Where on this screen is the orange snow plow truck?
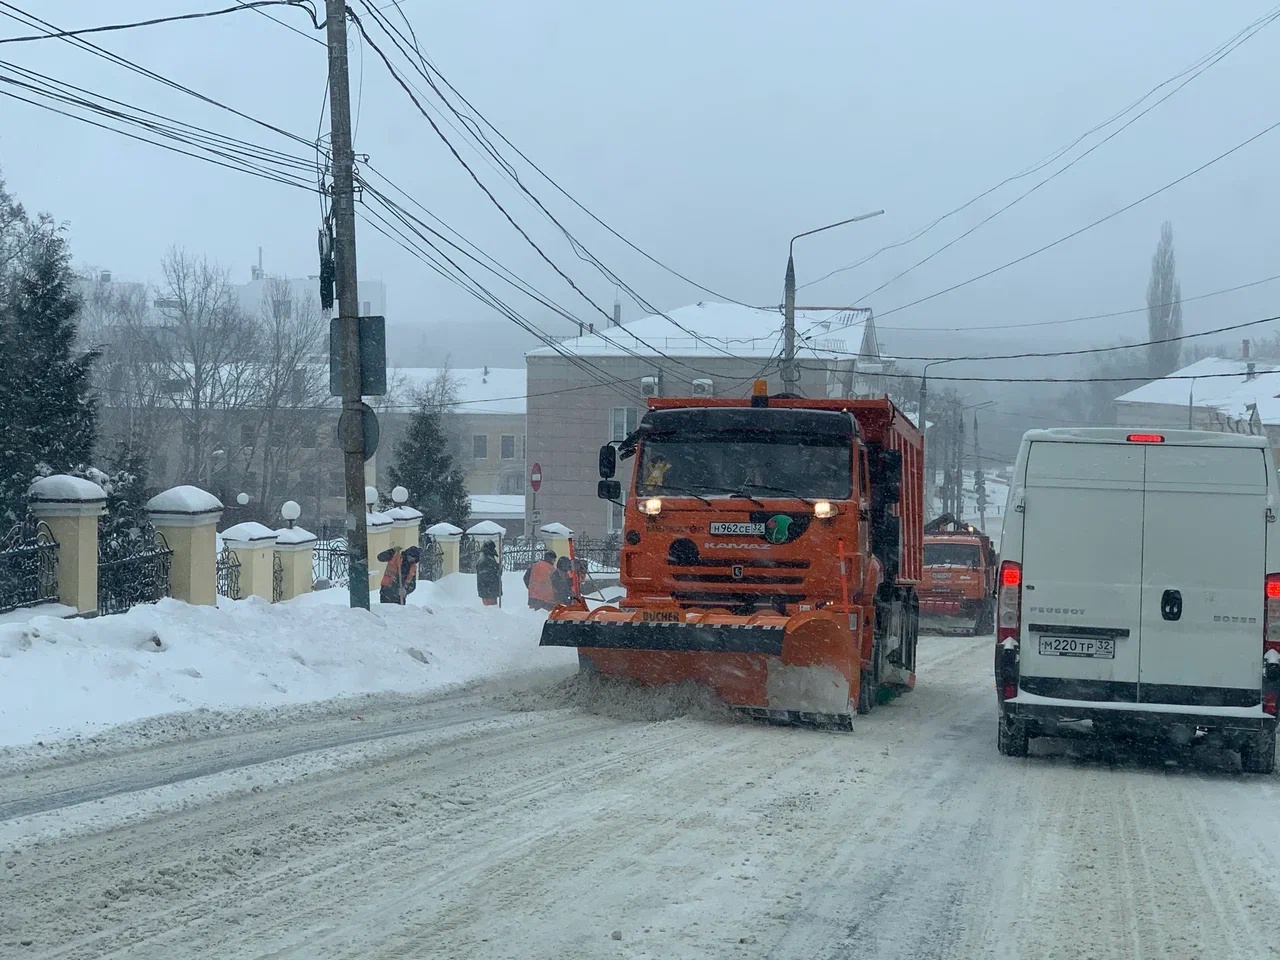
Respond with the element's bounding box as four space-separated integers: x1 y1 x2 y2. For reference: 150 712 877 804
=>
540 383 924 728
918 515 997 635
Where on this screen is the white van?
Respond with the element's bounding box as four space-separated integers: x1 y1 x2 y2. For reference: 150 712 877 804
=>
995 428 1279 773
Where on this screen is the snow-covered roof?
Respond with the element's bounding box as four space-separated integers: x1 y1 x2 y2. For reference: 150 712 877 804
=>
1116 357 1280 424
525 302 874 361
393 367 525 414
28 475 107 502
468 495 524 519
147 485 223 515
466 520 507 536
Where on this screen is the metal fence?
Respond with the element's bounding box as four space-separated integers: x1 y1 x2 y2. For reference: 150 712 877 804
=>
217 545 242 600
501 539 546 573
313 540 350 589
98 526 173 616
0 518 58 614
419 540 444 582
574 534 622 574
272 552 284 603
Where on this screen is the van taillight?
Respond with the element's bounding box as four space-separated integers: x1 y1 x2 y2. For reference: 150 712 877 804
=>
1126 433 1165 443
1264 574 1280 660
997 561 1022 642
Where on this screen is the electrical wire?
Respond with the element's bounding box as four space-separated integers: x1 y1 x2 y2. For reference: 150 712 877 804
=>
0 1 321 44
876 272 1280 333
804 314 1280 364
800 4 1280 292
356 0 754 307
232 0 325 45
869 114 1280 322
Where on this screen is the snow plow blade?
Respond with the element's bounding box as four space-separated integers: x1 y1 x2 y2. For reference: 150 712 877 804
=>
541 605 860 729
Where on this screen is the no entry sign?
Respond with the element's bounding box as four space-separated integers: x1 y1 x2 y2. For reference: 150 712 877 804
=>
530 463 542 493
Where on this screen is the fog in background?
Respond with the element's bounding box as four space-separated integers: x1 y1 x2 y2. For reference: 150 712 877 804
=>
3 0 1278 465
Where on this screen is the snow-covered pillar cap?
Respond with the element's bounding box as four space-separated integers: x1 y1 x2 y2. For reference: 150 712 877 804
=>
425 521 463 542
220 521 279 547
539 521 574 538
467 520 507 538
146 484 224 527
28 475 108 517
273 525 318 551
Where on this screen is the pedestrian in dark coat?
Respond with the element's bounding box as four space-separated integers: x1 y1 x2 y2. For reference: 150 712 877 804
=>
475 540 503 606
377 545 421 604
551 555 576 605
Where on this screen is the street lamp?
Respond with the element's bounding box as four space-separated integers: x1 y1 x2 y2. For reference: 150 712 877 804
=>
782 209 885 387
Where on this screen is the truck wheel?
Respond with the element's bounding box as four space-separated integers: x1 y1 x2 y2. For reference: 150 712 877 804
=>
1240 729 1276 774
997 712 1029 757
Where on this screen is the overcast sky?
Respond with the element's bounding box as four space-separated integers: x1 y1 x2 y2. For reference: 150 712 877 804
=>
2 0 1277 365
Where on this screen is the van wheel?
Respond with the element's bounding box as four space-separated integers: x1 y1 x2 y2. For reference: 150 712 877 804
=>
1240 729 1276 774
997 712 1029 757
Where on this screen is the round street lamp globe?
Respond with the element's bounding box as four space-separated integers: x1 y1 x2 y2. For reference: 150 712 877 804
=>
281 500 301 522
365 485 378 506
392 485 409 505
236 492 249 506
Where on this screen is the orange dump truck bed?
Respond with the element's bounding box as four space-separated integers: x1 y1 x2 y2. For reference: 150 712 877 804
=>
540 387 924 728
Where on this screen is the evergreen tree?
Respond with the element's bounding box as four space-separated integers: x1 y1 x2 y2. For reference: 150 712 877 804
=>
0 173 98 521
387 402 470 529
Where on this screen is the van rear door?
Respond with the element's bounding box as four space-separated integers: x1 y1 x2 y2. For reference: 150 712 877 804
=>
1019 441 1144 700
1138 444 1268 699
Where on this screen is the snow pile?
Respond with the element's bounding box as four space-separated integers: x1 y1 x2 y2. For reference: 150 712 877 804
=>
0 572 573 748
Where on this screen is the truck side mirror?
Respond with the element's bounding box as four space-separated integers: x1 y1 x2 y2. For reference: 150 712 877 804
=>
598 479 622 501
599 444 617 479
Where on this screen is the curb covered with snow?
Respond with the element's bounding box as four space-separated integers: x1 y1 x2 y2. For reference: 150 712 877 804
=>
0 573 574 748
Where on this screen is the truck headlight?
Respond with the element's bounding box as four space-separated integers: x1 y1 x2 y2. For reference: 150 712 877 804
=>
640 497 663 516
814 500 837 519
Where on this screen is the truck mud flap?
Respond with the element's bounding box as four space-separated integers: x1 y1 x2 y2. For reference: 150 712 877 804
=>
540 619 784 655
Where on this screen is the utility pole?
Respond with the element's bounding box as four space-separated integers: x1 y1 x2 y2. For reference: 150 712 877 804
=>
954 405 965 523
326 0 370 609
974 411 987 531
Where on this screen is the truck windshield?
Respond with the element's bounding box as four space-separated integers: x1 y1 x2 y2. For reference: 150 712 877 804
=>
636 434 852 499
924 542 980 569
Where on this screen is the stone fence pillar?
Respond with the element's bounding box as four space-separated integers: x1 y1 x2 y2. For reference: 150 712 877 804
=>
274 526 317 602
28 475 107 615
220 521 279 601
425 522 463 577
147 485 223 606
386 505 424 552
540 522 574 561
366 511 395 593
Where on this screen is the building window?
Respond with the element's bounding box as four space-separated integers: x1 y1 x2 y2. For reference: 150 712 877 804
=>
297 423 318 448
240 422 255 446
473 434 488 459
498 472 524 495
610 406 638 441
500 434 516 460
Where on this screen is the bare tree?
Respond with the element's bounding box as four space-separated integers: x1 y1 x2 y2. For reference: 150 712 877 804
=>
238 277 329 514
1146 221 1183 378
151 249 258 494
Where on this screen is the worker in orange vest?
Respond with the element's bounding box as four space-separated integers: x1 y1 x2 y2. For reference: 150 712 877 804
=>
378 545 421 605
523 550 558 611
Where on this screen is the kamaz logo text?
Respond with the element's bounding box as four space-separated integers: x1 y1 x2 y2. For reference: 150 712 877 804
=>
703 543 771 550
1028 606 1087 615
1214 615 1258 624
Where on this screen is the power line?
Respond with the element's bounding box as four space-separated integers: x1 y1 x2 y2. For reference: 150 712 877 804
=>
356 0 754 307
805 314 1280 364
878 272 1280 333
872 115 1280 321
844 9 1280 311
800 4 1280 293
0 1 321 45
232 0 325 45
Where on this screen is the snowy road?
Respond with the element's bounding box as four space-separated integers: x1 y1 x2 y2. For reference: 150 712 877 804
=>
4 636 1280 959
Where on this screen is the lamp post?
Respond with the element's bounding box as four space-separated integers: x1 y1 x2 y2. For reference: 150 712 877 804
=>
281 499 301 530
781 209 884 388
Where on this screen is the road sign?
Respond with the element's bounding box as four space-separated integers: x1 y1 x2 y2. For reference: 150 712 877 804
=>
337 402 379 462
530 509 542 524
530 463 542 493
